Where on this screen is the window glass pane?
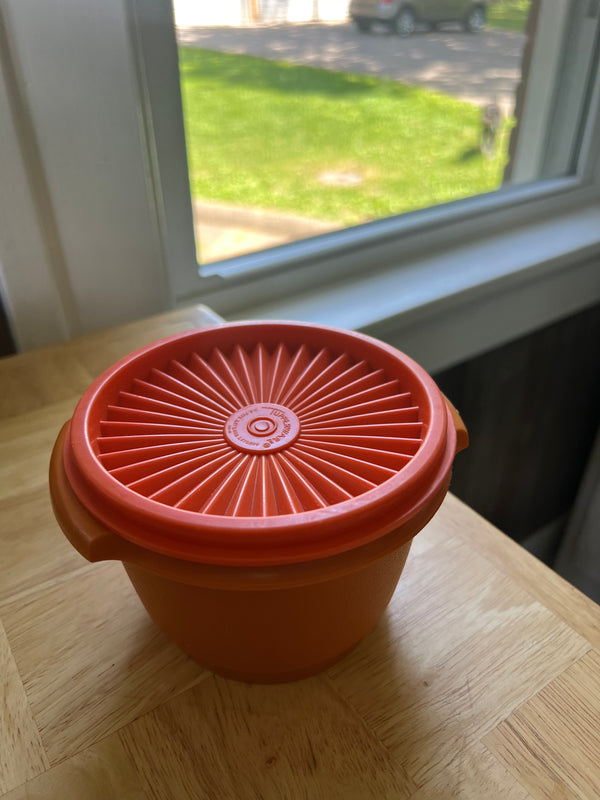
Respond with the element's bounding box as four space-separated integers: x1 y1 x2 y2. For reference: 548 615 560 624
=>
172 0 581 265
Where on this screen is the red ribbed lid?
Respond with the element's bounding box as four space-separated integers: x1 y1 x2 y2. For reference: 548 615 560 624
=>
62 322 458 565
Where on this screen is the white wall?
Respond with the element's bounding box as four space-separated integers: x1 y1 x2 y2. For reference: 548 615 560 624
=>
172 0 350 27
0 0 171 350
173 0 245 27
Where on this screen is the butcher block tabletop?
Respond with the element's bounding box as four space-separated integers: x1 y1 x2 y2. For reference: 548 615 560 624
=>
1 306 600 800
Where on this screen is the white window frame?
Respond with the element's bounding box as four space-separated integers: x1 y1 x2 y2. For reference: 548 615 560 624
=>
141 0 600 371
1 0 599 373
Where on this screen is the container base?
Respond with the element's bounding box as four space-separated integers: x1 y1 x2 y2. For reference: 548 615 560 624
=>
123 541 411 683
182 640 363 684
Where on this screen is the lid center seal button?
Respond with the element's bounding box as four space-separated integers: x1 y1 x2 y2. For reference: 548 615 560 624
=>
248 417 276 437
224 403 300 455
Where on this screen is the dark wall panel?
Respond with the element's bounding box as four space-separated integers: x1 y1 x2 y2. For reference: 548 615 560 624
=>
434 303 600 542
0 294 15 357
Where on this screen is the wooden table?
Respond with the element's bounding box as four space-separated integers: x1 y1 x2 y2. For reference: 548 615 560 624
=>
1 306 600 800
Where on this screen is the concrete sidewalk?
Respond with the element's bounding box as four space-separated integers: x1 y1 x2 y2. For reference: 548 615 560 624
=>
195 200 339 263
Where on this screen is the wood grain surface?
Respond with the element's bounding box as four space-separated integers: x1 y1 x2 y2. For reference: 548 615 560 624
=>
1 306 599 799
485 649 600 800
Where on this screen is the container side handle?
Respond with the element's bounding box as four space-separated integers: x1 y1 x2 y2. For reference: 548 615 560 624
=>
49 424 142 563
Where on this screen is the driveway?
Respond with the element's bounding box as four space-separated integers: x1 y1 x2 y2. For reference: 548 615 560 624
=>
177 22 525 114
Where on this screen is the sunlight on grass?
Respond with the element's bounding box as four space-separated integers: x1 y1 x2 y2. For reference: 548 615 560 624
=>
179 48 512 226
488 0 530 32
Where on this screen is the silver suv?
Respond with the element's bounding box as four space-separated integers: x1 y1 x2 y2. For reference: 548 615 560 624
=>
349 0 487 36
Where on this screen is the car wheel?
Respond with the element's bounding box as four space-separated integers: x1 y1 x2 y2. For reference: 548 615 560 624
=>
353 17 371 33
394 8 416 37
465 6 485 32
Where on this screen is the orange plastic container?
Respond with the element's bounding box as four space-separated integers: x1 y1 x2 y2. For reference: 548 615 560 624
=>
50 321 467 682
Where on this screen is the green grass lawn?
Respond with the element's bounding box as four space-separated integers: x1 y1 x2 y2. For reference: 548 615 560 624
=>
487 0 530 32
179 48 511 226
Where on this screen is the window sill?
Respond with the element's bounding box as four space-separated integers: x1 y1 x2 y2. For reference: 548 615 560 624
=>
221 202 600 373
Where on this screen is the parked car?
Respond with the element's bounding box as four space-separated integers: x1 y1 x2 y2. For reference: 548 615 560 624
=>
349 0 487 36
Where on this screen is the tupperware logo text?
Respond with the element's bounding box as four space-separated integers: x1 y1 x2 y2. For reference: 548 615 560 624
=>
262 408 291 448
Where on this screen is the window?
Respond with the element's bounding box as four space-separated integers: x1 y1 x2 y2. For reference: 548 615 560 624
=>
139 0 600 357
176 12 520 265
0 0 599 365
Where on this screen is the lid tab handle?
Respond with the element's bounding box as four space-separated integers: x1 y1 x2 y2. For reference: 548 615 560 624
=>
442 394 469 453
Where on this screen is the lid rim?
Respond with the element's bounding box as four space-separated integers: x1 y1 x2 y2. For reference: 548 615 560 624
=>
61 412 456 566
66 322 454 564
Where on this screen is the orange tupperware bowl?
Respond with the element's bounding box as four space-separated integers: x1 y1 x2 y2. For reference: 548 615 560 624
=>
49 321 467 682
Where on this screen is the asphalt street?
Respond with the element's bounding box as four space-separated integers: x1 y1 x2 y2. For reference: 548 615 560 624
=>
177 21 526 114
